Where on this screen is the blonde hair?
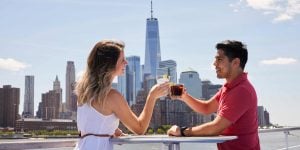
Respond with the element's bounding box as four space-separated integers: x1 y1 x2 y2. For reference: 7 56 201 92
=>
76 39 124 107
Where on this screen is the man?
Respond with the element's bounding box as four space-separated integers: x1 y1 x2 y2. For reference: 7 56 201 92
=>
167 40 260 150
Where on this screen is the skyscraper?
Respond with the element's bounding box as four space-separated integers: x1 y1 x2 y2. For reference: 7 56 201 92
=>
144 1 161 79
157 60 177 83
179 69 202 99
53 75 62 113
66 61 75 112
0 85 20 127
41 90 60 120
117 72 126 100
126 56 141 105
23 75 34 118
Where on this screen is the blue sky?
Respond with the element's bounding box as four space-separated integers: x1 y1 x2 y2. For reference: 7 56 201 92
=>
0 0 299 126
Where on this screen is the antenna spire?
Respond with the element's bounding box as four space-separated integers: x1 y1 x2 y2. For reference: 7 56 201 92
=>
151 0 153 18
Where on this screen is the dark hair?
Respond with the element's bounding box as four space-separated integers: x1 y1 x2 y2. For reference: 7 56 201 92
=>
216 40 248 70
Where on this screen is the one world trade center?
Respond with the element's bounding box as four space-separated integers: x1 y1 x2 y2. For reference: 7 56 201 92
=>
144 1 161 79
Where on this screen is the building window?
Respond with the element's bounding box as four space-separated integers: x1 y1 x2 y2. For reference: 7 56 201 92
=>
189 74 193 78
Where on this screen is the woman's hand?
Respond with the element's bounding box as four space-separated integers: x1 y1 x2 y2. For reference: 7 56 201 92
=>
148 82 170 100
113 128 126 137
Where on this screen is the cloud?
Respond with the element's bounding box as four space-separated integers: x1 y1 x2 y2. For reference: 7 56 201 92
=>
231 0 300 22
260 57 298 65
0 58 30 71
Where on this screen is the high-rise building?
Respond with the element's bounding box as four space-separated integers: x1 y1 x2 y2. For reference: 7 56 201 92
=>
117 71 126 99
66 61 75 112
202 80 222 100
157 60 177 83
23 75 34 118
144 1 161 79
0 85 20 127
41 90 60 120
53 75 62 113
179 69 202 99
257 106 266 127
126 56 141 105
264 109 271 126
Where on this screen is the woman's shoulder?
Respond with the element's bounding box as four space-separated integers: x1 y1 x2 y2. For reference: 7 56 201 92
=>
108 88 123 99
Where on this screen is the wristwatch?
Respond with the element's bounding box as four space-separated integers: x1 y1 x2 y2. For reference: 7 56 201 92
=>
180 126 188 136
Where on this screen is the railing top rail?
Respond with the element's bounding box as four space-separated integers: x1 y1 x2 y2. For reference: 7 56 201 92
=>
259 127 300 133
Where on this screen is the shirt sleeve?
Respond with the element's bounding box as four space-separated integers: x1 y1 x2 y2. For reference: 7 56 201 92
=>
212 88 222 102
218 87 252 123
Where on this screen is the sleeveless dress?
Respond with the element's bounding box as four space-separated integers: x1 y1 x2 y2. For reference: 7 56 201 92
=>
74 103 119 150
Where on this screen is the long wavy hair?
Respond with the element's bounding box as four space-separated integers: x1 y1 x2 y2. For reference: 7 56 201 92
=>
76 39 124 107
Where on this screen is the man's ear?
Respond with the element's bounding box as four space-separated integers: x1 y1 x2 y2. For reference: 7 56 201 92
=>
232 58 241 68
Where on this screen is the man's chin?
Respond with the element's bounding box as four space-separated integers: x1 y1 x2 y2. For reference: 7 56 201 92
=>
216 74 224 79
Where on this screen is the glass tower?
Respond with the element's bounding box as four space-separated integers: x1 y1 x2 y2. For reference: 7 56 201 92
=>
23 75 34 118
126 56 141 105
144 1 161 79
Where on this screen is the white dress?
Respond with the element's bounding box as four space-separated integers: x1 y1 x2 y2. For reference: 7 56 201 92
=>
74 103 119 150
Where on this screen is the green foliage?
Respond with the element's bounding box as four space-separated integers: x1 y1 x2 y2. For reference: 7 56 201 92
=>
156 128 165 134
147 128 154 134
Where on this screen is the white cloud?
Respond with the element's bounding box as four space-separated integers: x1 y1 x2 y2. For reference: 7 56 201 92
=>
0 58 30 71
232 0 300 22
274 13 293 22
246 0 282 11
260 57 298 65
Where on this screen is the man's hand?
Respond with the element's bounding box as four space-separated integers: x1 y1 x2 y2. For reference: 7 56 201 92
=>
167 125 181 137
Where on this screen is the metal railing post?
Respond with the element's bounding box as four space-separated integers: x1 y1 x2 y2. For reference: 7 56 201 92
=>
284 130 289 150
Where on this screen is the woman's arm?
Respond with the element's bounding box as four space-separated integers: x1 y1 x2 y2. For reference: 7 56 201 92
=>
109 83 169 135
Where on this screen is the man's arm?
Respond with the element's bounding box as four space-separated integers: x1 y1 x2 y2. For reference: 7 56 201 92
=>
184 115 231 136
181 93 219 115
167 115 232 136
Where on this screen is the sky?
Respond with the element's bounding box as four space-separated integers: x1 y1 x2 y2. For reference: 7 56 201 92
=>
0 0 300 126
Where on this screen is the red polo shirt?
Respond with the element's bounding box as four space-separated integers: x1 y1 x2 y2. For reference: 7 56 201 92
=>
214 73 260 150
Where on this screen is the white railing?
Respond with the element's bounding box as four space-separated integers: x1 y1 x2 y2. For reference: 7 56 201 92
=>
259 127 300 150
0 127 299 150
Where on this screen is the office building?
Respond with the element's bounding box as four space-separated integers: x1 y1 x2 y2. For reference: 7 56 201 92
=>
144 1 161 79
179 69 202 98
53 75 62 113
157 60 177 83
23 75 34 118
66 61 76 112
0 85 20 128
126 56 141 105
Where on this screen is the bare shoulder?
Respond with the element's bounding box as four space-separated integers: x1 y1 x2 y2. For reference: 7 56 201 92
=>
107 89 125 104
108 88 122 98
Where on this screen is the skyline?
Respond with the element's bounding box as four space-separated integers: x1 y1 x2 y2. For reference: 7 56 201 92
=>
0 0 300 126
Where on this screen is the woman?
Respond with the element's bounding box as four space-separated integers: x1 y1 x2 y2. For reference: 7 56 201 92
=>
74 39 169 150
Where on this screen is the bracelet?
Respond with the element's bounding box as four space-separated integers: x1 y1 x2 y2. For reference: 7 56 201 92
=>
180 126 188 136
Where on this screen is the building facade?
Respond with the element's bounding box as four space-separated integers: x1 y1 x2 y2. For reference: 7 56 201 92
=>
202 80 222 100
179 70 202 99
144 1 161 79
41 90 60 120
23 75 34 118
66 61 75 112
157 60 177 83
53 75 62 113
126 56 141 105
15 118 77 131
0 85 20 128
